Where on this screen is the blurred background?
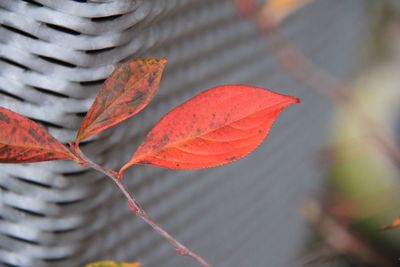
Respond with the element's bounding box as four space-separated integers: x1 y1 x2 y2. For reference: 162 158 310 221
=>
0 1 400 267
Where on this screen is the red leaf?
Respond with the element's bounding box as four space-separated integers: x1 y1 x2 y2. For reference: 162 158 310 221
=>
0 107 76 163
260 0 314 26
76 58 167 144
119 85 299 174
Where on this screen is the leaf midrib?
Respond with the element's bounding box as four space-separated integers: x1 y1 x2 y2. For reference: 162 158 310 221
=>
0 142 71 157
132 99 290 163
85 70 153 132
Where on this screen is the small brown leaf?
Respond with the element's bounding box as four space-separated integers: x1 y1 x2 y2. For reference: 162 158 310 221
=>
76 58 167 144
0 107 76 163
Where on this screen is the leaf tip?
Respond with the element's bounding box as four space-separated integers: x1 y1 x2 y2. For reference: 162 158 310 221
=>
159 58 168 64
281 95 300 106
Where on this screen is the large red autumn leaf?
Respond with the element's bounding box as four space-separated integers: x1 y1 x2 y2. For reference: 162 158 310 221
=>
76 58 167 144
0 107 76 163
119 85 299 174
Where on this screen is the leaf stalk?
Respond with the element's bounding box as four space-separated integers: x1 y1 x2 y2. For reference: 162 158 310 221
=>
71 144 211 267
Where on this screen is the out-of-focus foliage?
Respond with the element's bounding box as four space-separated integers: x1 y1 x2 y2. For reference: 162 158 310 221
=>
327 17 400 263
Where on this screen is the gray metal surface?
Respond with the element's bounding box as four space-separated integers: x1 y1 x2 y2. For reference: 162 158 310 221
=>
0 1 368 266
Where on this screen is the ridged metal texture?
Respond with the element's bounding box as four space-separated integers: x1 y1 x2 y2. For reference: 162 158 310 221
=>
0 1 368 266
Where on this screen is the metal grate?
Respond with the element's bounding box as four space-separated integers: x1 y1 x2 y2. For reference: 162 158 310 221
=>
0 1 368 266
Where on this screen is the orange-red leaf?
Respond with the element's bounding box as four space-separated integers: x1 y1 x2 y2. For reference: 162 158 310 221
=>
76 58 167 144
0 107 76 163
85 261 140 267
260 0 314 26
120 85 299 174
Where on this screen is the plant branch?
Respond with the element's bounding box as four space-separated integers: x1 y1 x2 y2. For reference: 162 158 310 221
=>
302 198 398 267
70 144 211 267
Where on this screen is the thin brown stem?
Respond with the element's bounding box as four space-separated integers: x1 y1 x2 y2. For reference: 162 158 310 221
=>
71 144 211 267
302 198 398 267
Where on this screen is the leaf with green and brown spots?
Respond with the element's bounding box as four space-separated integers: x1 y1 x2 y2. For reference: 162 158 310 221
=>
76 58 167 144
0 107 76 163
119 85 299 174
85 261 140 267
